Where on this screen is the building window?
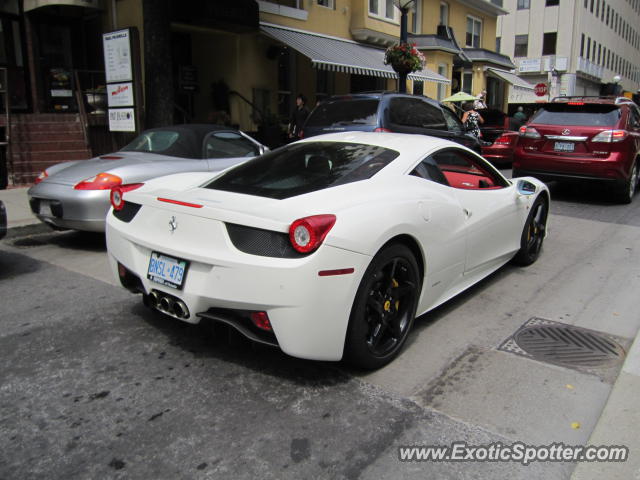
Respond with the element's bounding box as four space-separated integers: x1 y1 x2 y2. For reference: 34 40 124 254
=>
463 72 473 94
439 2 449 25
546 0 559 5
514 34 528 57
580 34 585 56
496 37 501 52
590 0 593 13
517 0 530 9
437 65 447 100
542 32 557 55
317 0 334 8
595 0 599 17
606 5 610 24
584 0 587 8
369 0 396 20
466 16 481 48
586 37 591 58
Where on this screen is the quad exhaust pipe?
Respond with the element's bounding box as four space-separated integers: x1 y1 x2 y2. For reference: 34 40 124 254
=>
146 290 190 320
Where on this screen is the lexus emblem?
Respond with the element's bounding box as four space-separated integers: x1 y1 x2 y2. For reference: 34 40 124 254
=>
169 216 178 233
562 128 571 135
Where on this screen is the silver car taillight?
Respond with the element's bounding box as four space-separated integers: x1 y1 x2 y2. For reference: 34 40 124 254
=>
591 130 628 143
518 126 541 139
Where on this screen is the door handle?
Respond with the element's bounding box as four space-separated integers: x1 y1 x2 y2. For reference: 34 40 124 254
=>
463 208 472 218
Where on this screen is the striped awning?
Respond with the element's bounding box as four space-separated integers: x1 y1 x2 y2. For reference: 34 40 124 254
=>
487 68 535 90
261 23 450 84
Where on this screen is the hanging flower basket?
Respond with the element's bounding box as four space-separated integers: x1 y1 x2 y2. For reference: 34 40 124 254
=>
384 42 425 74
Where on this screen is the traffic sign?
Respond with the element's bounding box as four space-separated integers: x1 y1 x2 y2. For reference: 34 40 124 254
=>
534 83 548 97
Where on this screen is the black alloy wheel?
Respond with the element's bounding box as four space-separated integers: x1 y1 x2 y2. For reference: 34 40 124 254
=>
512 197 548 266
345 244 420 369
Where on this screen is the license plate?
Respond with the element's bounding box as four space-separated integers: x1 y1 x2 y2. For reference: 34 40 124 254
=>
147 252 189 289
554 142 575 152
39 200 52 217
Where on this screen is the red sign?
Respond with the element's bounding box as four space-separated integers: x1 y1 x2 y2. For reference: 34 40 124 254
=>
534 83 548 97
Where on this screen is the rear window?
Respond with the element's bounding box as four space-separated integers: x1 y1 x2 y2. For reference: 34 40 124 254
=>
531 104 621 126
305 99 378 128
205 142 398 199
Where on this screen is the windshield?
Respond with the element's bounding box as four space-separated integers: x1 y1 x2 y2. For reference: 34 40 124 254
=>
121 131 181 154
205 141 398 199
531 104 621 126
305 99 379 128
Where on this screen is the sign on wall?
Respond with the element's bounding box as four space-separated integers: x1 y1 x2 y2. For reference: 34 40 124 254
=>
103 28 140 133
103 30 133 83
518 59 541 73
109 108 136 132
107 83 134 107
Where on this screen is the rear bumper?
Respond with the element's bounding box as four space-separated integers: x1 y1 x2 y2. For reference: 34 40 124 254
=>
513 149 630 182
27 181 110 232
106 214 372 361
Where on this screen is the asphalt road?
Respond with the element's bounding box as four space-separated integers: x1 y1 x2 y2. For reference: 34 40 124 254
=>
1 179 639 479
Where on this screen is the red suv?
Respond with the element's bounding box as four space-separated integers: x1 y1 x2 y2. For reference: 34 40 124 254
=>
513 96 640 203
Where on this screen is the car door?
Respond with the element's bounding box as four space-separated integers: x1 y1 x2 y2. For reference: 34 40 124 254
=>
203 131 265 172
430 148 523 275
407 157 468 309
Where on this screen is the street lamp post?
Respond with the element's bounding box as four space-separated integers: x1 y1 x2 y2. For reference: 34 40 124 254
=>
395 0 415 94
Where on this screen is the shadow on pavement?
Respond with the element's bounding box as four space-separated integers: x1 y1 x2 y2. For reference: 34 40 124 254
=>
130 301 351 388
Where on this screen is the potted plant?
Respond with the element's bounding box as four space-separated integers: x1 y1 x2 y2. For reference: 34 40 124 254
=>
384 43 425 74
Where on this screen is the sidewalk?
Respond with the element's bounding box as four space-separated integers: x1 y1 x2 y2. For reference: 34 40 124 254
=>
0 186 39 229
571 332 640 479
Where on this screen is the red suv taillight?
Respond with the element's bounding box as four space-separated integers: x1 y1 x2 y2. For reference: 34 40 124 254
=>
289 214 336 253
591 130 628 143
519 126 541 139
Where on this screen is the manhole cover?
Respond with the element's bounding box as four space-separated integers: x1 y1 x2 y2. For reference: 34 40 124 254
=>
514 324 625 367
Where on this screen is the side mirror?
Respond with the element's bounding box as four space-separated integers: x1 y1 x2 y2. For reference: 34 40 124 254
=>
516 179 537 195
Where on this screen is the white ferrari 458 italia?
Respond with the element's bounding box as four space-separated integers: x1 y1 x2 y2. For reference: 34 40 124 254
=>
106 132 549 369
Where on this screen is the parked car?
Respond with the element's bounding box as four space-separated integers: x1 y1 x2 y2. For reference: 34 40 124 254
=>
0 200 6 239
106 132 549 369
478 108 519 166
513 96 640 203
28 124 268 232
301 92 482 153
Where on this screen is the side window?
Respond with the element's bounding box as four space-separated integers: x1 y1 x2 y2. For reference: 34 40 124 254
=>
442 106 463 133
389 98 446 129
204 132 259 159
410 156 450 186
431 149 509 189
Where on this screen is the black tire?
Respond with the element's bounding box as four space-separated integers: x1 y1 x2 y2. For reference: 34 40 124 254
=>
344 244 420 369
512 196 548 266
614 162 638 204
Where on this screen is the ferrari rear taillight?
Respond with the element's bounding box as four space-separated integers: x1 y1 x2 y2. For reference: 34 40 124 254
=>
74 172 123 190
110 183 144 211
289 214 336 253
250 311 272 331
34 170 48 184
591 130 628 143
374 127 392 132
519 126 541 139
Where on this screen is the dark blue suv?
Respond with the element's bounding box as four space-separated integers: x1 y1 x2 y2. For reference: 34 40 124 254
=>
302 92 481 152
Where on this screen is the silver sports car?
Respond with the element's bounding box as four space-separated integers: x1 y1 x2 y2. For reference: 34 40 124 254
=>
28 124 268 232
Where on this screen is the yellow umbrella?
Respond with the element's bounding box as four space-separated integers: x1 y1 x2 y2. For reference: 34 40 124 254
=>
442 91 477 102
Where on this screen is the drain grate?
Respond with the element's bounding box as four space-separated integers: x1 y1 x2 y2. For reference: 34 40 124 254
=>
499 318 626 369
